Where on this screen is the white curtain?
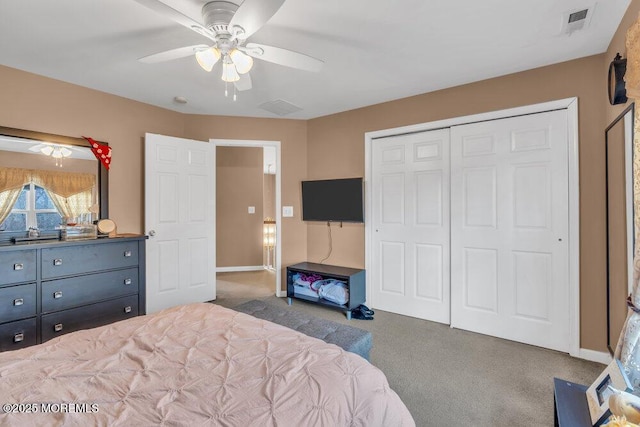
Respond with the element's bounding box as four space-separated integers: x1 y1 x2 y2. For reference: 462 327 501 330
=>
615 247 640 388
0 168 31 225
45 189 93 219
0 188 22 226
0 167 96 224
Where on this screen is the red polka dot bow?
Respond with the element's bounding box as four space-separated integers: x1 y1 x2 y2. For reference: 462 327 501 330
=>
82 136 111 170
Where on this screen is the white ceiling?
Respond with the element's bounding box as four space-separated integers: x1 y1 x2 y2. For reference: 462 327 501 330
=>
0 0 631 119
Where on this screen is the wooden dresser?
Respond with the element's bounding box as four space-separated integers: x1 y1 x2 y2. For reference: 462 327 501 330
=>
0 235 146 351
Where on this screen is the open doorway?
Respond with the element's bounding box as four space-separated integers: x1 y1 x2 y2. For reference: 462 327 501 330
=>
212 139 282 307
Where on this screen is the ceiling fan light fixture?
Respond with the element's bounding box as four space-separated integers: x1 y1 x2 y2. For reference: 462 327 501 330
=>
230 49 253 74
195 47 221 72
49 146 72 159
40 145 54 156
221 61 240 82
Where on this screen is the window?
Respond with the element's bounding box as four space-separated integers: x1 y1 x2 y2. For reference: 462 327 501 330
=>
0 184 62 231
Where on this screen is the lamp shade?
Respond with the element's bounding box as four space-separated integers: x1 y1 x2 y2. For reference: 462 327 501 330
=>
40 145 54 156
221 61 240 82
195 47 221 72
230 49 254 74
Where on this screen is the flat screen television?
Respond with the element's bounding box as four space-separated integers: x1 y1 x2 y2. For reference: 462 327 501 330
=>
301 178 364 223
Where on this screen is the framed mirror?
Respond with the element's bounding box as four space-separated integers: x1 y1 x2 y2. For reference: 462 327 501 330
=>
0 126 108 240
606 103 636 354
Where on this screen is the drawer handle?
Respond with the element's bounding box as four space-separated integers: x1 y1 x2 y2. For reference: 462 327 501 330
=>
54 323 63 332
53 291 63 299
124 306 132 314
124 278 132 285
13 263 24 271
13 298 24 306
124 250 132 257
13 332 24 343
53 258 63 266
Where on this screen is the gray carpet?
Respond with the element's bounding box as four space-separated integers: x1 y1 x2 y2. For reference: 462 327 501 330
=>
215 271 604 426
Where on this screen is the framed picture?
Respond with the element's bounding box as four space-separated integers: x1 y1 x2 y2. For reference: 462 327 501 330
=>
586 358 633 426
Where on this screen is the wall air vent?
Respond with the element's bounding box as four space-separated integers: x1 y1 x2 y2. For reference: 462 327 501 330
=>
259 99 303 116
561 5 595 35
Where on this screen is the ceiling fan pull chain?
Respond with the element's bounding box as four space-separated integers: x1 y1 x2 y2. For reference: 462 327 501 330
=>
233 85 237 101
225 81 228 98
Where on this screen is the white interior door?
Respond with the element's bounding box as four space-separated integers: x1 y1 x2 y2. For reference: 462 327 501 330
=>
371 129 450 323
450 110 569 352
145 133 216 313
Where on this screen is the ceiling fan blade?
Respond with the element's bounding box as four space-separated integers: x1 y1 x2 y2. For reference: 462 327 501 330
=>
133 0 216 41
243 43 323 72
229 0 285 39
139 44 209 63
234 73 253 91
28 144 44 152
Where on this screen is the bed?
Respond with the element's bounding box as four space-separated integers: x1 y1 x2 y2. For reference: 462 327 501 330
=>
0 303 414 426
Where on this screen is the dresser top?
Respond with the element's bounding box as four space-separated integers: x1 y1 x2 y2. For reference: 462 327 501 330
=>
0 234 146 251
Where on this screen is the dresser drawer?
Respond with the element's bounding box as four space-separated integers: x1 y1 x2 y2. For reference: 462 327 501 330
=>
41 241 139 279
0 283 37 322
0 250 36 285
41 295 139 342
0 318 37 351
42 268 139 313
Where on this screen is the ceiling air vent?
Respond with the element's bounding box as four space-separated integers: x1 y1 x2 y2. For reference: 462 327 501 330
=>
562 5 595 35
568 9 588 23
259 99 302 116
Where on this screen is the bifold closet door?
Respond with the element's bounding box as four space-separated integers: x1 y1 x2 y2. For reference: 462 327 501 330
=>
450 110 570 352
371 129 450 323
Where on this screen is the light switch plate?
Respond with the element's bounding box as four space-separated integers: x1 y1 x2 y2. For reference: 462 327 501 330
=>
283 206 293 217
248 206 255 214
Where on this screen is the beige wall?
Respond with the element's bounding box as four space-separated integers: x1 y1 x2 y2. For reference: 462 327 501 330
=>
216 146 264 267
4 1 640 350
264 174 276 219
183 115 308 287
307 54 607 350
604 1 640 350
0 65 309 291
0 65 185 234
605 1 640 124
0 151 97 174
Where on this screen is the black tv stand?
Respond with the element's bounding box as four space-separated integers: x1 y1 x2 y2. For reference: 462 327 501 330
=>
286 262 366 319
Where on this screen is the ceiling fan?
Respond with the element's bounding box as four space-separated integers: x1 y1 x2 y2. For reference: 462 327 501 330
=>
134 0 324 94
28 143 79 167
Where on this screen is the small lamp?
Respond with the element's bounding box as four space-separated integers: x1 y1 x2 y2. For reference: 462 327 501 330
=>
263 218 276 269
195 47 221 72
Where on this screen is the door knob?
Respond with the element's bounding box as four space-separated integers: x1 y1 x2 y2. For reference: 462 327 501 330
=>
149 230 156 237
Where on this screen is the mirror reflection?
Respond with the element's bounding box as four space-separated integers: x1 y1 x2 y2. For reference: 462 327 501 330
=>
607 103 636 354
0 132 101 235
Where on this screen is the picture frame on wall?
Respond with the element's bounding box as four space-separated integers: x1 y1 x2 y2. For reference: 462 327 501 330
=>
586 359 633 426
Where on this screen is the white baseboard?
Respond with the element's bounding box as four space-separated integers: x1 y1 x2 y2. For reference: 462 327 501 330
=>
276 290 287 298
577 348 612 365
216 266 264 273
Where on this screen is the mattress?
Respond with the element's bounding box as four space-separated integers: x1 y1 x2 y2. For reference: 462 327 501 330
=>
0 303 414 426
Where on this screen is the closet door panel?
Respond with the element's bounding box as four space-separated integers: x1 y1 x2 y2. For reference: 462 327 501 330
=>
371 129 450 323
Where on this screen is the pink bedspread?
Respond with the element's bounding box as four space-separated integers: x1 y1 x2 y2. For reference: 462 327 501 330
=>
0 303 414 426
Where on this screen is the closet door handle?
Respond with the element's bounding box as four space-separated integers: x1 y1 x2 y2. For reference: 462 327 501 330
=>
54 323 63 332
13 298 24 306
13 332 24 343
13 263 24 271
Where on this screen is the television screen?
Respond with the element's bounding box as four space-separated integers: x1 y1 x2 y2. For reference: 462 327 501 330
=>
301 178 364 223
